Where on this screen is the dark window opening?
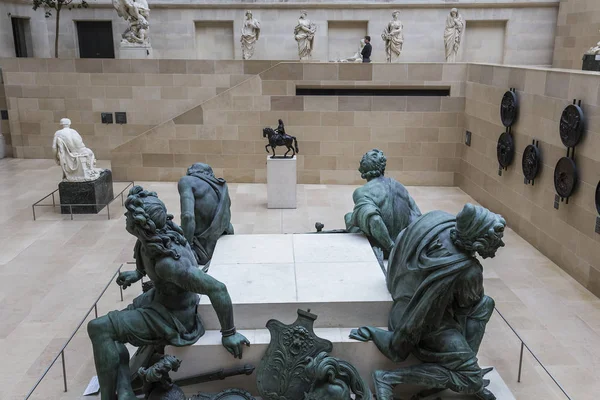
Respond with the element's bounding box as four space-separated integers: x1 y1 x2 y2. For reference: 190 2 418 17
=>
296 87 450 96
76 21 115 58
12 17 33 57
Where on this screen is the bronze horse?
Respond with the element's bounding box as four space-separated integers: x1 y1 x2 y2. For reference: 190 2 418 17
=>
262 122 299 158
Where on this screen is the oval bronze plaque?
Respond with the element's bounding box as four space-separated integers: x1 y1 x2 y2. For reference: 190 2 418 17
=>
500 90 518 127
554 157 578 198
559 104 584 148
497 131 515 168
522 144 541 181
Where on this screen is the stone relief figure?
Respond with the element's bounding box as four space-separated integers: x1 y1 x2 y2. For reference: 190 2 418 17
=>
113 0 151 46
350 203 506 400
444 8 464 62
294 10 317 60
381 11 404 63
52 118 104 182
87 186 250 400
178 163 234 266
345 149 422 259
241 10 261 60
586 29 600 55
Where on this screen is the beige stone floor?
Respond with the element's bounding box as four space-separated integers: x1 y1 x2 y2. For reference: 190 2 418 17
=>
0 158 599 400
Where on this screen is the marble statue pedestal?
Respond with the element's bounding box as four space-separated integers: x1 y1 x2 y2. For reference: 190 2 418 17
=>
582 54 600 71
58 170 114 214
267 156 296 209
119 45 153 59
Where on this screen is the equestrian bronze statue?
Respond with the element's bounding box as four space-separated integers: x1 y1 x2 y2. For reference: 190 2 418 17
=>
262 119 299 158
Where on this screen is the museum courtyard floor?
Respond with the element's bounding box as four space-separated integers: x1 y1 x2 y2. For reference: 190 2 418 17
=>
1 158 599 400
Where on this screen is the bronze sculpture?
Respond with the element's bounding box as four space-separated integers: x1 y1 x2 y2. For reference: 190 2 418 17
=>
262 119 299 158
87 186 250 400
350 203 506 400
345 149 422 258
304 352 372 400
178 163 234 265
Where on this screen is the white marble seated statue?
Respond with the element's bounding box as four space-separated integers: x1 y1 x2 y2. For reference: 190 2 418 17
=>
52 118 104 182
586 30 600 55
335 39 366 63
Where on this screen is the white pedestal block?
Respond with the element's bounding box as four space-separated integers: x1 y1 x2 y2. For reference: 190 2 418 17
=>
198 233 391 330
119 45 153 59
267 156 296 209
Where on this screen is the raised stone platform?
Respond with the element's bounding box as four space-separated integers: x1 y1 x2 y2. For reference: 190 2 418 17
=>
197 233 391 330
169 233 516 399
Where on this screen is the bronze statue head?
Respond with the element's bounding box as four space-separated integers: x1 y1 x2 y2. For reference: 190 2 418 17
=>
304 352 371 400
358 149 387 181
124 186 187 259
451 203 506 259
187 162 215 178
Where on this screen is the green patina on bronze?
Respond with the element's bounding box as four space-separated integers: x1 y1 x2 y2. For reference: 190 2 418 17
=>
350 203 506 400
304 352 372 400
87 186 249 400
178 163 234 265
257 309 333 400
345 149 422 256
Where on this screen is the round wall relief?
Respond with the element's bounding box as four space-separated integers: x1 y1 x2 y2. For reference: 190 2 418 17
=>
500 90 518 127
497 131 515 168
559 104 585 148
595 181 600 215
554 157 578 198
522 143 541 181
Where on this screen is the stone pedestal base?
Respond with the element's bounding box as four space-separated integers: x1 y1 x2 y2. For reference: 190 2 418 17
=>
582 54 600 71
119 45 153 59
267 156 297 209
58 170 114 214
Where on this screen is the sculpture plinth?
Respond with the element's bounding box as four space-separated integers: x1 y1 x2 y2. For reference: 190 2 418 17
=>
582 54 600 72
58 170 114 214
267 156 297 209
119 45 153 59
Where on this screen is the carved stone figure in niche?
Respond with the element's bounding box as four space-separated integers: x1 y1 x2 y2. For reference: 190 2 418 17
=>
113 0 151 46
586 29 600 55
381 11 404 62
178 163 234 265
294 10 317 60
345 149 421 258
256 309 333 400
304 352 372 400
87 186 250 400
241 10 260 60
334 39 366 63
262 119 300 158
444 8 464 62
52 118 104 182
350 203 506 400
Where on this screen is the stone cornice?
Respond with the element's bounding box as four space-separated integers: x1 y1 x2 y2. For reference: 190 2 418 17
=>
7 0 559 9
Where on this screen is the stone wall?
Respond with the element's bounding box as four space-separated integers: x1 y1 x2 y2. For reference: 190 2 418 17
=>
0 69 11 157
458 63 600 296
0 0 558 65
0 58 277 159
110 62 467 185
552 0 600 69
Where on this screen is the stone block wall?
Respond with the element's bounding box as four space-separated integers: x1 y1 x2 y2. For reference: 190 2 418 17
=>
0 69 11 157
0 58 278 159
110 62 467 185
552 0 600 69
459 63 600 296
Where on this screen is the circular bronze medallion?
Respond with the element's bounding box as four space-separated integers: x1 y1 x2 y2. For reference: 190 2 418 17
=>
559 104 584 148
595 181 600 215
554 157 578 198
212 389 256 400
500 90 518 127
522 144 541 181
497 131 514 168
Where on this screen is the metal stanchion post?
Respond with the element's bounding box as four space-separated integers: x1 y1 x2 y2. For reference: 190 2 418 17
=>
517 341 524 383
107 203 110 220
61 351 67 392
32 205 36 221
52 192 55 208
94 303 98 319
70 205 73 221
